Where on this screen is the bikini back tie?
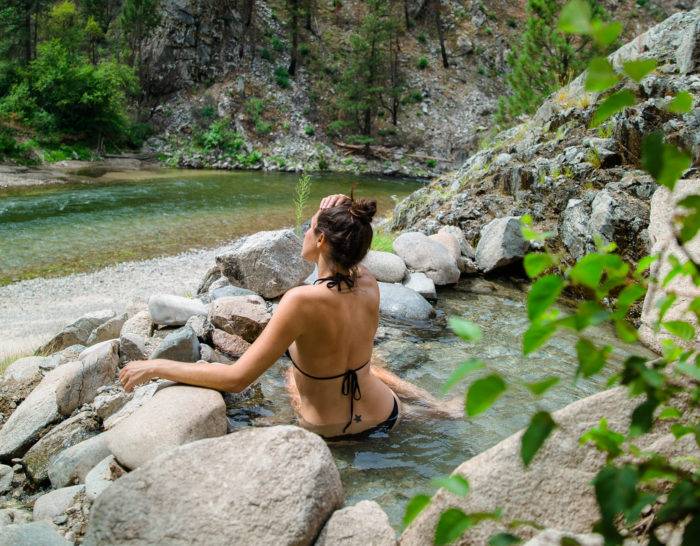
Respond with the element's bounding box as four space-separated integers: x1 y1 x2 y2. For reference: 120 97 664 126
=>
285 348 368 433
313 271 354 291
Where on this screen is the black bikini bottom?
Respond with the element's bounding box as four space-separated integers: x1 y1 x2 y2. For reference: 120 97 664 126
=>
323 395 400 442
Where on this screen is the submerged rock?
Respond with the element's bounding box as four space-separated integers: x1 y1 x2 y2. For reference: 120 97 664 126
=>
475 216 529 272
360 250 407 283
379 282 435 321
393 232 460 285
85 426 343 545
105 384 227 469
316 500 396 546
148 294 208 326
216 229 314 298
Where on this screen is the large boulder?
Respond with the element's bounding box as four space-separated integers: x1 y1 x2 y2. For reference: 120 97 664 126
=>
360 250 407 283
379 282 435 321
399 387 681 544
105 384 227 469
84 426 343 545
475 216 529 272
23 410 100 483
316 500 396 546
393 232 460 285
639 179 700 352
150 325 201 362
37 309 116 355
216 229 314 298
148 294 208 326
48 433 111 489
209 295 271 343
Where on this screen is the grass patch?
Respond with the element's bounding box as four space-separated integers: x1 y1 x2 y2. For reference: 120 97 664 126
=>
371 230 396 253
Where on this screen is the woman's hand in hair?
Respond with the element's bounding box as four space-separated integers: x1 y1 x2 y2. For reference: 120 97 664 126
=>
320 194 350 209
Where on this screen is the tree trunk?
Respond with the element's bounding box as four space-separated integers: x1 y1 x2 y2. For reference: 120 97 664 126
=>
24 5 32 64
288 0 299 76
434 0 448 68
239 0 255 59
403 0 410 29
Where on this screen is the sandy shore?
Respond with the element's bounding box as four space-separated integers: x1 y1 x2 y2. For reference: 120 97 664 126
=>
0 241 241 361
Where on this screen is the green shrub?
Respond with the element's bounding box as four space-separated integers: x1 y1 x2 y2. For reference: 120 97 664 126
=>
347 134 375 146
196 119 244 153
261 48 272 61
299 43 310 56
199 105 216 119
304 124 315 136
417 33 427 44
0 129 18 158
255 120 273 134
274 66 290 88
245 97 266 119
271 36 285 52
327 120 351 137
426 158 437 168
235 150 262 166
417 57 429 70
317 154 328 170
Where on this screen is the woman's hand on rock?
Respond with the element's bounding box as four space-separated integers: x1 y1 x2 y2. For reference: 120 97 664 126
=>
320 194 350 209
119 360 157 392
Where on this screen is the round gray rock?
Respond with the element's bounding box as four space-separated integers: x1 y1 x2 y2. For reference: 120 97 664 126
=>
0 521 70 545
378 282 435 322
393 232 460 285
85 425 343 545
316 500 396 546
360 250 407 283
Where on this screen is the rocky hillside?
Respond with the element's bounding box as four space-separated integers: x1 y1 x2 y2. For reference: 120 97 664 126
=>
140 0 690 176
389 8 700 268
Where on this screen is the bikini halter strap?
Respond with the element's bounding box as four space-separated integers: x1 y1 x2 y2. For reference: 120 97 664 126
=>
313 271 355 291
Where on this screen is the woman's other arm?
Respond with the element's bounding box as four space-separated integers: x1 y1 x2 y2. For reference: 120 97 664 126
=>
119 288 308 392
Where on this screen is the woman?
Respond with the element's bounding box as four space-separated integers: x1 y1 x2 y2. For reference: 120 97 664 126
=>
120 192 453 439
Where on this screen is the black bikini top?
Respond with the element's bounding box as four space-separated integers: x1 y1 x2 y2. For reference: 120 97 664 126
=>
284 349 369 434
313 271 355 291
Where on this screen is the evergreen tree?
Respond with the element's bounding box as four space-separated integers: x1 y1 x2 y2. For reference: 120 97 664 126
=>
118 0 160 68
497 0 608 124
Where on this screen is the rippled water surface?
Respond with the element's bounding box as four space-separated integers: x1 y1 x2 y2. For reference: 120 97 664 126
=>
0 169 422 284
227 279 652 531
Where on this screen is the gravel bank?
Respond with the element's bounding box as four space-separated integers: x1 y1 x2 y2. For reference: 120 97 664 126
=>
0 241 244 361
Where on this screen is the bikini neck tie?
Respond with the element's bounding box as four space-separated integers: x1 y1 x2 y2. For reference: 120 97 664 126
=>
313 271 355 291
341 369 362 433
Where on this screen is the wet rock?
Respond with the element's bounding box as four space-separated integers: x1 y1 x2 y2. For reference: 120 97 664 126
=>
148 294 208 326
85 426 343 545
85 455 124 501
316 500 396 546
24 410 100 483
378 282 435 321
215 229 314 298
403 272 437 301
639 180 700 352
86 313 127 346
475 216 529 272
393 232 460 285
0 521 70 545
56 340 120 416
524 529 603 546
48 433 111 489
209 296 271 343
105 384 227 469
37 309 116 355
360 250 407 283
150 325 201 362
211 329 250 358
119 310 152 338
0 464 13 493
118 333 149 363
33 484 84 521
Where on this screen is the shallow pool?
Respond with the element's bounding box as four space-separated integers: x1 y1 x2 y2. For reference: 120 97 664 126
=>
225 278 652 531
0 169 422 285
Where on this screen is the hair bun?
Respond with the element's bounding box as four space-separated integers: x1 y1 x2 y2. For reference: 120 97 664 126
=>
349 199 377 223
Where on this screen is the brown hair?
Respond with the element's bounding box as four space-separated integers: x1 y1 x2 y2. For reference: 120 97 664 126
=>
314 184 377 285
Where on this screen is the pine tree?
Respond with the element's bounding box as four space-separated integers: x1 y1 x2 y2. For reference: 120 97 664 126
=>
497 0 608 124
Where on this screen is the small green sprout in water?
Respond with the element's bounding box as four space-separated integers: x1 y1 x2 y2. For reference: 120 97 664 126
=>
294 173 312 237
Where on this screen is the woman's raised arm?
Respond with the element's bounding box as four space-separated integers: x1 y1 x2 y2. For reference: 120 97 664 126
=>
119 288 309 393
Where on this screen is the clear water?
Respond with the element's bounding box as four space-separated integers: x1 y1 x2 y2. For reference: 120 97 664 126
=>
226 278 653 531
0 169 423 285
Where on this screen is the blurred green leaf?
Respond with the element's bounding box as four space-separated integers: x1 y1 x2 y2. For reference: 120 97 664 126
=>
576 338 612 377
467 374 507 416
524 253 555 278
448 317 482 343
585 57 620 93
590 89 635 127
442 358 485 394
432 475 470 497
658 406 682 420
521 411 556 466
525 376 560 397
622 58 657 82
615 319 638 342
558 0 592 34
580 418 625 458
488 533 522 546
667 91 693 114
590 20 622 48
523 321 557 354
677 361 700 381
677 195 700 242
662 320 695 340
657 293 678 323
641 132 692 190
403 494 431 527
528 275 565 321
435 508 473 545
629 396 658 437
616 283 646 311
634 255 657 278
